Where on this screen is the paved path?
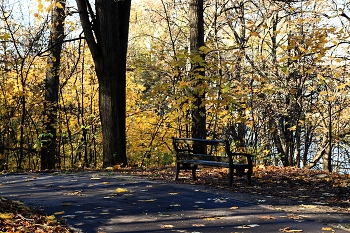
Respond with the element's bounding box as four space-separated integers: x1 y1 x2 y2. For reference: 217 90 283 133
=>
0 171 348 233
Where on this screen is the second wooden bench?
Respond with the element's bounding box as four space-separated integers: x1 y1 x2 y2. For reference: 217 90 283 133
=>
172 137 254 186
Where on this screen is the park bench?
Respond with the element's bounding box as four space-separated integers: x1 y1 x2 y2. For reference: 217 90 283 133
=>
172 137 254 186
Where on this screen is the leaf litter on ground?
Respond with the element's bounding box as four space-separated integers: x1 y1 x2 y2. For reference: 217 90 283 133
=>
0 196 73 232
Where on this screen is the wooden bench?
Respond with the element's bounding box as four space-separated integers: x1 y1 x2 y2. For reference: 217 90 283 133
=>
172 137 254 186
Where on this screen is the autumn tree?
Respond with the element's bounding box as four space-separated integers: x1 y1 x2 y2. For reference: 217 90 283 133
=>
75 0 131 167
0 1 52 170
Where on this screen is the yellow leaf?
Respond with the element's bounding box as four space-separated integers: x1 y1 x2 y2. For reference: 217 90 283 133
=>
56 2 63 8
230 206 239 210
204 216 225 220
54 211 65 215
280 227 303 232
250 31 259 37
204 217 217 220
38 2 43 11
162 225 174 228
116 188 128 193
288 126 297 131
0 213 13 219
292 55 301 60
46 215 56 221
331 40 338 46
321 227 334 232
328 96 336 101
3 33 10 40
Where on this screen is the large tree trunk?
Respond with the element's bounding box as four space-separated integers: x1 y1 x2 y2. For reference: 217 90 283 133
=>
190 0 206 141
76 0 130 167
41 0 66 170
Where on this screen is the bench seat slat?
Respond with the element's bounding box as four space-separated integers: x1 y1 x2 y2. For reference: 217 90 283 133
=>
177 153 229 163
177 160 230 167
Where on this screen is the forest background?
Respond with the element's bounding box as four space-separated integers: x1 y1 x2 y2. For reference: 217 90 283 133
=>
1 0 350 174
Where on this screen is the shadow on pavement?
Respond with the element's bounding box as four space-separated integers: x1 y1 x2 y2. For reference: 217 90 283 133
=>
0 172 349 233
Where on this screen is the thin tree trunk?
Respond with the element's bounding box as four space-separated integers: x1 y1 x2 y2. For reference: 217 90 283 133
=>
323 103 332 172
41 0 66 170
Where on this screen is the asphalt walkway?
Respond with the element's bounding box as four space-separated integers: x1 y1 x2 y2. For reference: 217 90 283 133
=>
0 171 348 233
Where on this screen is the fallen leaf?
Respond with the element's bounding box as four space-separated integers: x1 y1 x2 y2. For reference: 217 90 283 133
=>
54 211 65 215
0 213 13 219
115 188 128 193
46 215 56 221
280 227 303 232
203 216 225 220
300 204 317 209
230 206 239 210
322 227 334 232
75 211 91 214
235 224 259 228
138 199 156 202
192 224 205 227
162 224 174 228
259 215 276 220
158 213 170 217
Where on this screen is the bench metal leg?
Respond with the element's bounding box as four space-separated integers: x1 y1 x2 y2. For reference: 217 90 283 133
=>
228 168 233 187
175 163 180 180
192 165 197 180
247 174 252 185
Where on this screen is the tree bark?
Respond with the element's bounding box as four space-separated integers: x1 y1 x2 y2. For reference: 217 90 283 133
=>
190 0 206 141
76 0 130 167
41 0 66 170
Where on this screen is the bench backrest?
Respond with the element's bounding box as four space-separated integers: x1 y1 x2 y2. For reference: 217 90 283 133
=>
172 137 254 164
172 137 231 157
